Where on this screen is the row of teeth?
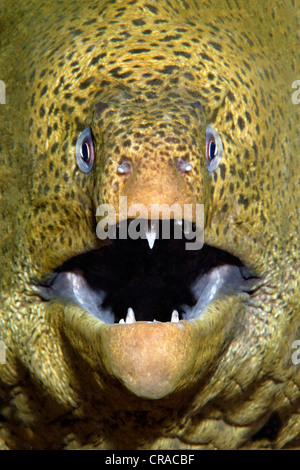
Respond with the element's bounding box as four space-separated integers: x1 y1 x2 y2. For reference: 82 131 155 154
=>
116 220 191 250
119 308 180 324
145 221 193 250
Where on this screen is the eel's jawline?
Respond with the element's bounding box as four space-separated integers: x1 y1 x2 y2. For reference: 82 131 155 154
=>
37 221 259 324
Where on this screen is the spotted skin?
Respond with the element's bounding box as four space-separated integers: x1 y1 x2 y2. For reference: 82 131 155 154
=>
0 0 299 450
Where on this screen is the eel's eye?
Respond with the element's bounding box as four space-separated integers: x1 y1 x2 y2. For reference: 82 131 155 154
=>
205 124 223 173
75 128 95 173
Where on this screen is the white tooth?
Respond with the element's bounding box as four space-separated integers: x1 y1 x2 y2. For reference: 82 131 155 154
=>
145 222 157 249
125 307 136 324
171 310 179 323
119 318 125 324
184 221 192 236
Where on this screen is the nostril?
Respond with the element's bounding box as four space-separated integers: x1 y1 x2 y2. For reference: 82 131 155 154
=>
117 161 132 175
176 158 193 174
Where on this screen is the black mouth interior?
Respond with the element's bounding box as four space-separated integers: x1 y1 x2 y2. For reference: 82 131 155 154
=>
38 220 259 324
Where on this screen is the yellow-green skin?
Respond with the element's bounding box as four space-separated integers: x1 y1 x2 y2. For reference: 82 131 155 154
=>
0 0 299 449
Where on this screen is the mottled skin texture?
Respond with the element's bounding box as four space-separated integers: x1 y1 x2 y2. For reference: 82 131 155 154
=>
0 0 299 449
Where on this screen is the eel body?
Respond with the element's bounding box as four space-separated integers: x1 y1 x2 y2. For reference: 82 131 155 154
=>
0 0 299 450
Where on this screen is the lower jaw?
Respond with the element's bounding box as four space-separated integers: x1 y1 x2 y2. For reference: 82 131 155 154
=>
57 293 247 400
38 222 259 399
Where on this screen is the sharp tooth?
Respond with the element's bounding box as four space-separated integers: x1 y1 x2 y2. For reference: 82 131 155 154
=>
125 307 136 324
184 221 192 236
171 310 179 323
119 318 125 324
145 221 157 249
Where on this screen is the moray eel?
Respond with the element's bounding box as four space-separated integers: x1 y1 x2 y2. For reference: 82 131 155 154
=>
0 0 299 450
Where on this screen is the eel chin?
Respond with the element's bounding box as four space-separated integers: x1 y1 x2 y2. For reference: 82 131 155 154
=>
37 219 260 398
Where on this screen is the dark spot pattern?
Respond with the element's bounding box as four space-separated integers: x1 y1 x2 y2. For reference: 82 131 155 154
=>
1 0 298 452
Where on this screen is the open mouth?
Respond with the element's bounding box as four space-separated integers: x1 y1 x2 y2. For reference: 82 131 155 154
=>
38 220 259 324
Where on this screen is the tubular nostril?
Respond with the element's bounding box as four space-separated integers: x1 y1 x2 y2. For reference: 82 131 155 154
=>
117 161 132 175
176 158 193 174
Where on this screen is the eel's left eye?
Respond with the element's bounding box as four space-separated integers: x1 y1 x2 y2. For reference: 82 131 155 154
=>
75 128 95 173
205 124 223 173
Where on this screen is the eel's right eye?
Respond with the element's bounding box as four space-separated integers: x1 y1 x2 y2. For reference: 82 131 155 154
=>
205 125 223 173
75 128 95 173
